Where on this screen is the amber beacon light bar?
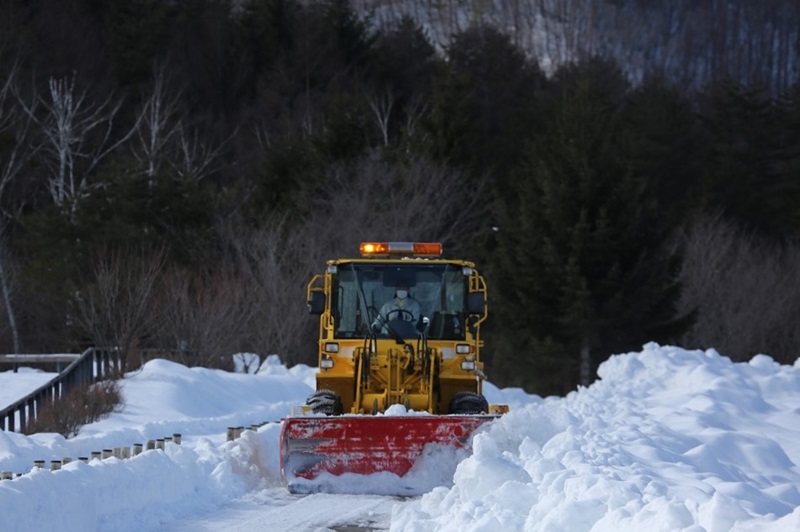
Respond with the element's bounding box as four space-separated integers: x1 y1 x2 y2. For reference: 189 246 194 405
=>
359 241 443 257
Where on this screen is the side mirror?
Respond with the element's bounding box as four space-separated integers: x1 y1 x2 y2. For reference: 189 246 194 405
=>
467 292 485 314
307 291 325 315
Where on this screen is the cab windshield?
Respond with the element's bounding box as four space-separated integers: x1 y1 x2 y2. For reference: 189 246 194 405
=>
331 262 467 340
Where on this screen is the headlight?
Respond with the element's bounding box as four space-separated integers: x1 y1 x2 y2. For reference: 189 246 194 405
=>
456 344 471 354
324 342 339 353
320 357 334 369
461 360 476 371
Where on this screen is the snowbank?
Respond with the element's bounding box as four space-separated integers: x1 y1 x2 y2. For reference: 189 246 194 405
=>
391 344 800 531
1 345 799 531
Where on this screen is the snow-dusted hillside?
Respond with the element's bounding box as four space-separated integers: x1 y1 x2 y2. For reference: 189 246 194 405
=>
353 0 799 92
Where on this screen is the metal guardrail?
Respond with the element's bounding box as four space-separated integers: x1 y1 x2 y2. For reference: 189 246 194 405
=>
0 348 120 433
0 354 81 373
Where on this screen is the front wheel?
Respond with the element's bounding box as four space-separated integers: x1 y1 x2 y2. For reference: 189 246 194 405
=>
306 389 344 415
448 391 488 414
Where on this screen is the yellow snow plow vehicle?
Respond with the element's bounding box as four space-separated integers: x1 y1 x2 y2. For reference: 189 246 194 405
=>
280 242 507 493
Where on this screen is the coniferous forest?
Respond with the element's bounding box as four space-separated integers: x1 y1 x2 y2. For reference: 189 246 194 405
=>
1 0 799 395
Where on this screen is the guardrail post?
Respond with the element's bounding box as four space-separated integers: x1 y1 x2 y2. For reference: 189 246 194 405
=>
99 348 112 377
93 348 101 380
83 353 91 383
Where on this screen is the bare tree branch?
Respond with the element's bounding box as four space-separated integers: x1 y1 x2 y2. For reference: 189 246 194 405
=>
368 86 395 146
132 66 183 179
222 215 317 366
0 59 36 216
154 266 252 368
402 95 430 145
171 122 230 183
73 248 167 370
17 73 139 207
677 212 800 364
218 152 489 366
308 153 487 254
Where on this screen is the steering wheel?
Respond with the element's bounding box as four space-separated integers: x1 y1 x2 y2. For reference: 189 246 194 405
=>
385 309 415 323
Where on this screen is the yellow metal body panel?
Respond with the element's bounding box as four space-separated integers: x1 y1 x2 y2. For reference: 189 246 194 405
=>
309 255 489 414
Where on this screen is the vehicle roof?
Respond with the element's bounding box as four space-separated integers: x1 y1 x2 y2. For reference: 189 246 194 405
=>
327 257 477 268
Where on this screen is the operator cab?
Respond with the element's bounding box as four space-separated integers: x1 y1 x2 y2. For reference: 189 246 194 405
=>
330 262 468 340
316 242 475 341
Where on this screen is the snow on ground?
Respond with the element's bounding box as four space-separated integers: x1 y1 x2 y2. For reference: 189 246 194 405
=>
0 367 57 410
1 345 799 531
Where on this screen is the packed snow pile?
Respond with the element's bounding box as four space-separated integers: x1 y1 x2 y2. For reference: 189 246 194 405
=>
392 343 800 531
0 344 799 531
0 367 55 410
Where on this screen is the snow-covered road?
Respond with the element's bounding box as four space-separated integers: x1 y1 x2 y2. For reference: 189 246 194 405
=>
2 346 800 531
163 489 398 531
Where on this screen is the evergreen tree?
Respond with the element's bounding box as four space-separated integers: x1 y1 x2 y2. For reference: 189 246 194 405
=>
17 0 110 83
371 16 437 102
619 77 707 230
168 0 247 116
18 162 217 298
492 59 689 395
776 81 800 234
427 25 544 180
698 80 798 239
104 0 174 92
236 0 297 82
320 0 374 69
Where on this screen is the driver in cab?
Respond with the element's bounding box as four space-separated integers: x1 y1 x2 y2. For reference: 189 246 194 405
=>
372 283 421 334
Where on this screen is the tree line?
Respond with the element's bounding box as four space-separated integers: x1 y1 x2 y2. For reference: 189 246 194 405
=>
0 0 799 395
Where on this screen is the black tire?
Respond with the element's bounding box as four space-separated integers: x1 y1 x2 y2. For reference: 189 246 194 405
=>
448 391 489 414
306 389 344 415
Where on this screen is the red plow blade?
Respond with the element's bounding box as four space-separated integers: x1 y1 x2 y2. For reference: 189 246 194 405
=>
280 415 495 494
